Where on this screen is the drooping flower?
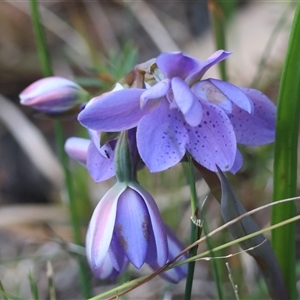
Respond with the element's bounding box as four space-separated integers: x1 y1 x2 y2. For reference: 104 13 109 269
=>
86 181 168 271
78 50 276 173
89 220 187 283
19 76 89 115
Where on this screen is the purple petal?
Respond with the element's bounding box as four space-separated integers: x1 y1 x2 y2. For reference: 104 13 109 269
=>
91 252 116 280
192 79 254 114
64 137 89 165
86 142 115 182
171 77 203 126
78 89 148 131
114 187 151 269
86 182 126 269
92 249 128 280
186 102 237 172
137 99 189 172
154 224 187 283
186 50 232 83
229 148 243 174
229 88 276 146
140 79 171 108
108 235 129 272
130 182 168 267
209 79 254 113
192 80 233 113
157 52 201 80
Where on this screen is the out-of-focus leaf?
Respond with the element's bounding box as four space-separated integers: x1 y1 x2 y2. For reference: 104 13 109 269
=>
272 2 300 299
217 168 288 300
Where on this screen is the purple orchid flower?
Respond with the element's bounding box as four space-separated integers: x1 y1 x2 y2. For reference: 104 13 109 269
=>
19 76 89 115
86 181 169 273
78 50 276 173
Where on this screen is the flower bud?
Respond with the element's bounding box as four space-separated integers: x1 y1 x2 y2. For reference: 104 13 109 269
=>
19 76 90 115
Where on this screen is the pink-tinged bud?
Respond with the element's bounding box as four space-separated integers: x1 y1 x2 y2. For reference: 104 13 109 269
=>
19 77 90 114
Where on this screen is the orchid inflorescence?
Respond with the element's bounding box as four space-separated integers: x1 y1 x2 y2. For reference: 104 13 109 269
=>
20 50 276 285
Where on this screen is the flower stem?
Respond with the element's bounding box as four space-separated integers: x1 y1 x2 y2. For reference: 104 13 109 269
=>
29 0 91 297
184 154 201 300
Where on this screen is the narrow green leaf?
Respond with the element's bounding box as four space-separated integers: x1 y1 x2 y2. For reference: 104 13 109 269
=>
271 2 300 299
217 169 288 300
28 271 39 300
0 280 8 300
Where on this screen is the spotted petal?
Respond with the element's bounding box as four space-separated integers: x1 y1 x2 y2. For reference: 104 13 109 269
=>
137 99 189 172
186 101 236 172
157 52 201 80
229 88 276 146
78 89 148 131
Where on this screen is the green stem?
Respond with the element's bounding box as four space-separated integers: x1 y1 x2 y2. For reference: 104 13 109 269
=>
184 154 201 300
209 1 226 80
29 0 52 77
29 0 91 297
54 121 91 298
271 2 300 299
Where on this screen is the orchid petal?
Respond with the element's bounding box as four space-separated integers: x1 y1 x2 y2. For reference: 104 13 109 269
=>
186 50 232 83
78 89 148 131
114 187 150 269
86 182 126 269
171 77 203 126
64 137 89 166
91 252 115 280
229 148 243 174
130 182 168 267
140 79 171 108
155 224 187 283
229 88 276 146
209 79 254 113
192 80 233 113
137 100 189 172
186 102 236 172
86 142 115 182
157 52 201 79
108 234 128 272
